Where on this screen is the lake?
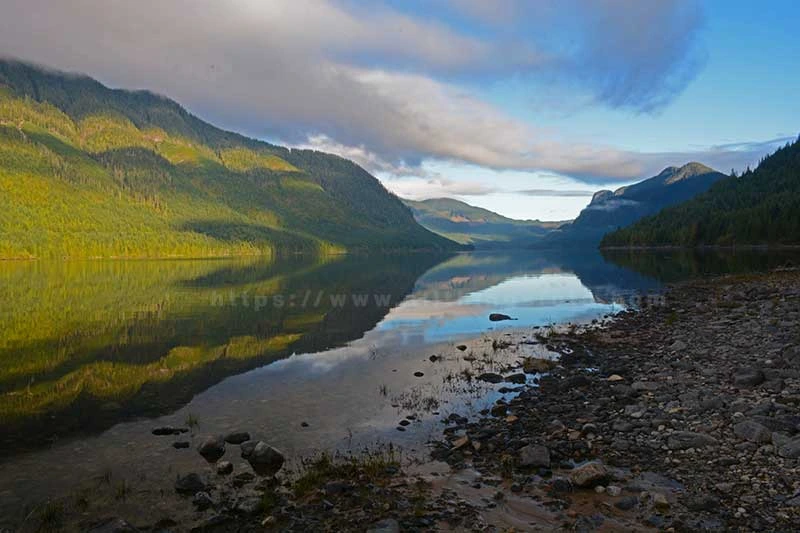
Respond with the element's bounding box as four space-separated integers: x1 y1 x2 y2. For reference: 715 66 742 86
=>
0 248 797 523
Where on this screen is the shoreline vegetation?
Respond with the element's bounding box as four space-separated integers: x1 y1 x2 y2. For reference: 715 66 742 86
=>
16 267 800 531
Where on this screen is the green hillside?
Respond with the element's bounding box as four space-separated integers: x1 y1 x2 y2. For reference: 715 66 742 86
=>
403 197 567 247
0 60 457 259
601 138 800 247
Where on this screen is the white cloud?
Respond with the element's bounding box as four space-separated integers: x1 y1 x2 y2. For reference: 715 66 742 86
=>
0 0 776 186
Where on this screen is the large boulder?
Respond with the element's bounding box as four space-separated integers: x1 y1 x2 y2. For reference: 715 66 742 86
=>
240 440 258 459
247 441 285 476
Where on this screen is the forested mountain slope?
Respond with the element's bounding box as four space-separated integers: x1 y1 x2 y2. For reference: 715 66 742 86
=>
0 60 456 258
539 163 727 247
404 197 567 248
602 138 800 247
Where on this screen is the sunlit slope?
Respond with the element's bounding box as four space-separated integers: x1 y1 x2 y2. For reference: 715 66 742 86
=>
0 60 457 258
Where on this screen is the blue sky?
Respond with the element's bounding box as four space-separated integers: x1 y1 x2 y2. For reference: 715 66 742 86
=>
1 0 797 220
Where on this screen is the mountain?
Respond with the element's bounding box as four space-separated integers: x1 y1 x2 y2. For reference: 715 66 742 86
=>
602 139 800 247
538 162 727 247
403 197 568 248
0 60 458 258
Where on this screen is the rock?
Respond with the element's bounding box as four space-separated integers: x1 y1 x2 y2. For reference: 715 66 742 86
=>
523 358 557 374
232 472 255 488
687 494 720 511
518 444 550 468
247 441 285 476
301 421 309 427
505 373 526 384
733 368 765 387
224 431 250 444
87 518 139 533
607 485 622 497
451 436 470 449
569 462 609 488
778 436 800 458
666 431 717 450
772 432 791 448
456 345 467 351
197 435 226 462
175 473 206 494
615 496 638 511
192 491 214 510
413 371 424 377
367 518 400 533
323 480 353 495
651 492 670 510
172 441 190 449
236 497 264 515
240 441 258 459
490 404 508 417
607 374 624 382
631 381 659 392
477 372 504 384
733 420 773 443
489 313 515 322
550 478 572 493
216 461 234 475
670 340 688 351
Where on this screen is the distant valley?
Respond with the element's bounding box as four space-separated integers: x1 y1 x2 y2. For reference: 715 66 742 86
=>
403 197 568 248
405 163 730 249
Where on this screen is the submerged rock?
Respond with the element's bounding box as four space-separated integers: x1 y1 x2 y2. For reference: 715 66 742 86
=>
489 313 515 322
152 426 186 436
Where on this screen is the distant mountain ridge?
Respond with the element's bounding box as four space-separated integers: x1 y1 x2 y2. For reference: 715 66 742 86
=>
539 162 727 246
403 197 568 248
0 59 457 258
602 138 800 247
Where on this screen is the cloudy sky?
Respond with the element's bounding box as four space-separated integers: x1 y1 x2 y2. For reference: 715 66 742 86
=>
1 0 798 219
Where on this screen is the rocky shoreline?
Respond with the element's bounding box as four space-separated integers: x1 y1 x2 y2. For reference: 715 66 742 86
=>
22 269 800 531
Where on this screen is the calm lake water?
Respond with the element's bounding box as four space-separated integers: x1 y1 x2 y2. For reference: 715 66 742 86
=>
0 248 797 522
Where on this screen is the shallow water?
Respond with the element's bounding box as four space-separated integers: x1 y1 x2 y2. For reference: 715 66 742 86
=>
0 248 797 523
